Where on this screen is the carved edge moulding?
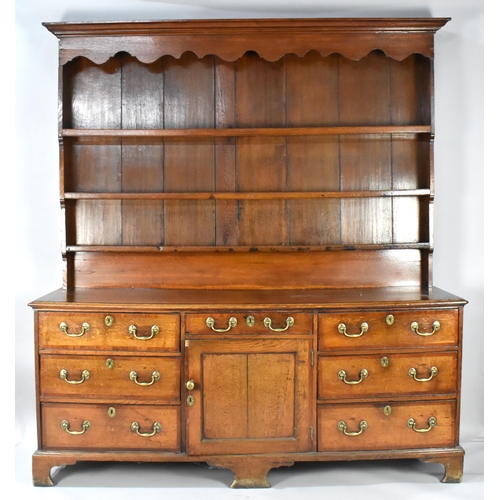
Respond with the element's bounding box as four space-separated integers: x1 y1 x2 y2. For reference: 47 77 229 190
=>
44 18 449 65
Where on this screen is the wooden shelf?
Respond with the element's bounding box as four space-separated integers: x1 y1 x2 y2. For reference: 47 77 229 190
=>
64 190 431 201
66 243 432 253
61 125 432 138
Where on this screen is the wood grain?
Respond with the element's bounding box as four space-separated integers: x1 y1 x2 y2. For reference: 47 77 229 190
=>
319 309 459 350
40 354 180 401
38 311 180 351
42 403 181 451
121 54 164 246
186 312 313 336
46 18 449 66
318 400 456 451
318 351 458 399
72 250 423 289
186 338 312 454
32 18 463 489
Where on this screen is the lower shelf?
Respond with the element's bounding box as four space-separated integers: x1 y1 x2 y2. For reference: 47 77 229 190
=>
32 446 465 488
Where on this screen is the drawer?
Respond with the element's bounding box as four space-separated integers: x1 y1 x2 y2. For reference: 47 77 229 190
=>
41 403 180 451
319 309 459 350
318 400 456 452
38 312 180 351
40 355 180 402
186 312 312 336
318 352 458 399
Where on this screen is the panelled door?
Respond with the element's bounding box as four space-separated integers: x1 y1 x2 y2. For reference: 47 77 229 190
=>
185 338 313 455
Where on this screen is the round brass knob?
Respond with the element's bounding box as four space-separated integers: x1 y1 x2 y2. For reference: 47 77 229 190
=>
185 379 195 390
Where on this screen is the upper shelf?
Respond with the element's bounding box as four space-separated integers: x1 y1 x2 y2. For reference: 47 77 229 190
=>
44 18 450 65
61 126 432 138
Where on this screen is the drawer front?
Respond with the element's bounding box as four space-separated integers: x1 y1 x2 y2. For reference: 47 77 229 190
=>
318 352 458 399
41 403 180 451
318 400 456 451
319 309 459 350
38 312 180 351
186 312 312 336
40 355 180 401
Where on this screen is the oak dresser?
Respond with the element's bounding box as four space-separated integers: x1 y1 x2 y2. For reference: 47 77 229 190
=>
30 18 467 488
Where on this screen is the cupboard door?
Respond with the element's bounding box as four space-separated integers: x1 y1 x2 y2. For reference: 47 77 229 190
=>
185 338 313 455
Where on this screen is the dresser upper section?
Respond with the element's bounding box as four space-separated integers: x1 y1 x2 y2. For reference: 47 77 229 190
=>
44 18 450 290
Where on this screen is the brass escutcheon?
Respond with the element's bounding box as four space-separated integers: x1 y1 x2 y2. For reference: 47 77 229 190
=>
383 405 392 416
386 314 395 326
106 358 114 369
105 315 114 327
246 315 255 327
108 407 116 417
380 356 389 368
187 395 195 406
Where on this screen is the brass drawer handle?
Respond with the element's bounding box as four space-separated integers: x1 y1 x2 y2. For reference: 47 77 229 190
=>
263 316 294 332
206 316 237 332
338 322 368 338
411 320 440 336
129 324 159 340
61 419 90 435
407 416 437 433
129 370 161 386
408 366 438 382
130 421 161 437
185 379 195 390
59 368 90 384
338 368 368 385
59 322 89 337
338 420 368 436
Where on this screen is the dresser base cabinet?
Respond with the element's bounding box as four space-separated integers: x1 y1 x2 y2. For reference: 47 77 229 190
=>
30 287 466 487
32 18 466 488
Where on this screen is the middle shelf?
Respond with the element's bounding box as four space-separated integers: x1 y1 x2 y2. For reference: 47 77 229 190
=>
63 190 431 200
61 126 432 138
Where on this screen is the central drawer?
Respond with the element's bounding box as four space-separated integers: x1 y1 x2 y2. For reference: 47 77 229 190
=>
186 312 313 336
318 352 458 399
40 355 180 402
41 403 181 451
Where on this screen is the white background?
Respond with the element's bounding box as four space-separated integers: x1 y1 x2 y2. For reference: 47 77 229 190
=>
12 0 486 497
